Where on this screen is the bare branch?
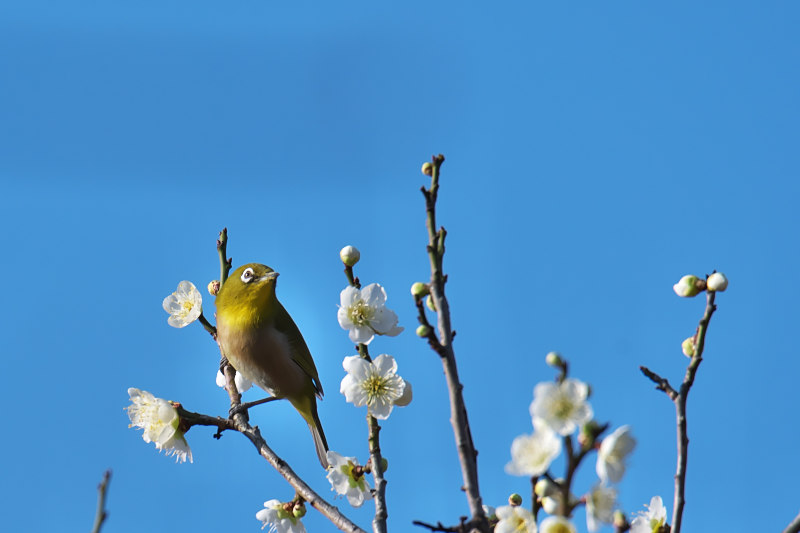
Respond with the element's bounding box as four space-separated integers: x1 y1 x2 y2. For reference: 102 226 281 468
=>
415 155 488 533
639 366 678 401
90 470 112 533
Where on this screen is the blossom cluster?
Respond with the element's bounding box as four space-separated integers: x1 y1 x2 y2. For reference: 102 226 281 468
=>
496 357 637 533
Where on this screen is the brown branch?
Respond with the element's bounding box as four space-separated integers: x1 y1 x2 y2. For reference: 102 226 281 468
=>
217 363 368 533
413 518 467 533
90 470 112 533
640 288 718 533
782 512 800 533
416 155 488 533
216 227 232 286
639 366 678 401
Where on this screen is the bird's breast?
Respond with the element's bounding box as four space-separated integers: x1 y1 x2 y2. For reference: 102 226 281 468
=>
217 317 308 399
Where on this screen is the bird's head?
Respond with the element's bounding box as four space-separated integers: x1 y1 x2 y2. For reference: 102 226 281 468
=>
215 263 281 326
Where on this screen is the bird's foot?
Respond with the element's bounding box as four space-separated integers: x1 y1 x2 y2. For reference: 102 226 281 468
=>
228 396 281 419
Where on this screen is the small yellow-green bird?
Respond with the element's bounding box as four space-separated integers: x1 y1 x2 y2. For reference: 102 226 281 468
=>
215 263 329 468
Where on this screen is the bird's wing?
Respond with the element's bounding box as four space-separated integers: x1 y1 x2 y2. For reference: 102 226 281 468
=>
274 301 324 397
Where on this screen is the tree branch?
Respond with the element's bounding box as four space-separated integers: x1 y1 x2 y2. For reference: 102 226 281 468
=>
416 155 488 533
782 512 800 533
217 227 232 286
639 366 678 401
90 470 112 533
640 288 718 533
413 518 468 533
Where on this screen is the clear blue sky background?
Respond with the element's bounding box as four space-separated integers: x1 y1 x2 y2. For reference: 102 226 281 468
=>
1 2 798 532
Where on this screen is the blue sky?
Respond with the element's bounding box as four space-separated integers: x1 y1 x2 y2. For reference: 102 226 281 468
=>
1 2 798 532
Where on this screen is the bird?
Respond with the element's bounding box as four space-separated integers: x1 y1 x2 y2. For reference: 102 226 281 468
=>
214 263 329 468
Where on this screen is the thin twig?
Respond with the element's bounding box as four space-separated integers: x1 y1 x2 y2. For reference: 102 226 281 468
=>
782 512 800 533
90 470 112 533
416 155 488 533
640 288 718 533
346 264 388 533
217 227 232 285
412 519 466 533
639 366 678 401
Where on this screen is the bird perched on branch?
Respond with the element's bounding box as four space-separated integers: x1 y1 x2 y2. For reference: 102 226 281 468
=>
215 263 329 468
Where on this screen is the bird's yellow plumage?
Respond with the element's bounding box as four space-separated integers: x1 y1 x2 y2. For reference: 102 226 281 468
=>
215 263 329 468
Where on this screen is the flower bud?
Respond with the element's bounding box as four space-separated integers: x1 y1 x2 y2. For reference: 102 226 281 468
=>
545 351 563 368
681 337 695 358
208 280 221 296
411 282 429 298
707 272 728 292
673 275 704 297
613 510 627 529
508 493 523 507
426 295 437 312
380 457 389 472
482 505 497 520
580 421 601 448
393 380 413 406
421 162 434 176
292 503 306 518
416 325 431 338
339 245 361 267
534 479 557 498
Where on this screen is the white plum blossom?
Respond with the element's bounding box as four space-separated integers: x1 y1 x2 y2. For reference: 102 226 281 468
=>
541 491 578 515
215 369 253 393
256 500 306 533
504 424 562 477
586 484 618 532
596 426 637 483
337 284 403 344
483 505 497 520
126 388 192 463
707 272 728 292
325 451 373 508
393 380 413 407
341 354 406 419
163 281 203 328
494 505 537 533
539 516 577 533
630 496 667 533
530 378 593 436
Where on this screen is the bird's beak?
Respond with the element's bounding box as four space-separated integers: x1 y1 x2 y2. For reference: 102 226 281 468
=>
257 271 280 283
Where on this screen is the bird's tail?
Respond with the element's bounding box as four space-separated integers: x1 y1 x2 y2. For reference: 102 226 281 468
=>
291 395 329 469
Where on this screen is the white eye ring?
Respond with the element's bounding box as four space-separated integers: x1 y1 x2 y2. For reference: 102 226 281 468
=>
241 268 255 283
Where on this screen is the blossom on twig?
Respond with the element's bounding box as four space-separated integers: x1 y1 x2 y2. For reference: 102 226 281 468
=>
596 425 636 484
630 496 667 533
340 354 406 419
539 516 577 533
162 281 203 328
504 424 561 477
126 388 192 463
256 500 306 533
337 284 403 344
530 378 593 436
325 451 373 508
585 484 618 532
494 505 537 533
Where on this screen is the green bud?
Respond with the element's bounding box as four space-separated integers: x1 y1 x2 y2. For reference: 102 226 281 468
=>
292 503 306 518
426 295 437 312
416 325 431 338
508 493 523 507
411 282 429 298
681 337 695 358
545 351 563 368
421 162 434 176
208 280 221 296
673 274 704 297
580 421 600 448
380 457 388 472
340 245 361 267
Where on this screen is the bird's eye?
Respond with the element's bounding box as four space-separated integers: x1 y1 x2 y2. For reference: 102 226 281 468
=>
241 268 255 283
